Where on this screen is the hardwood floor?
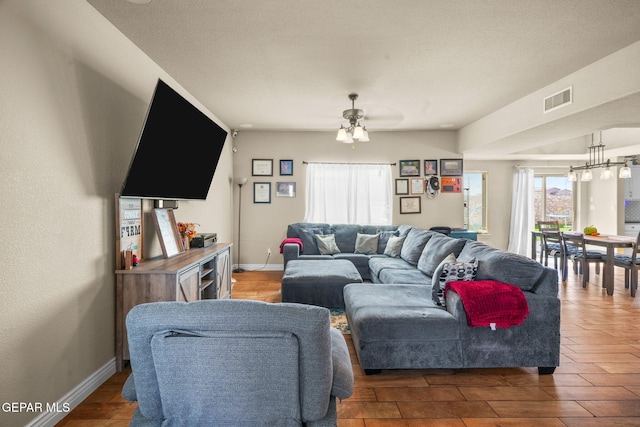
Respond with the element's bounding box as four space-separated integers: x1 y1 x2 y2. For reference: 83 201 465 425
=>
57 267 640 426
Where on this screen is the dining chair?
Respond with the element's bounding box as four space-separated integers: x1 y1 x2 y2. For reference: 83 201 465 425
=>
537 221 561 266
561 233 605 288
609 230 640 297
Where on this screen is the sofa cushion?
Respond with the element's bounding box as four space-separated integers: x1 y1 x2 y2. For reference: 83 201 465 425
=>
384 236 405 257
369 256 414 277
433 258 478 307
331 224 362 253
299 228 323 255
355 233 379 254
397 225 413 238
458 240 544 291
400 228 433 265
379 268 430 285
430 253 457 288
417 233 467 276
316 234 341 255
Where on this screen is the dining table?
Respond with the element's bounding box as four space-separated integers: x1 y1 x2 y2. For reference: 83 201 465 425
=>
531 230 635 296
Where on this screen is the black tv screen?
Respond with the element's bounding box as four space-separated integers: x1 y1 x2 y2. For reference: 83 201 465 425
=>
121 79 227 200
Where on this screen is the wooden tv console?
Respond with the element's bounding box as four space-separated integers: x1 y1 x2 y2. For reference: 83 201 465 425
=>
115 242 232 371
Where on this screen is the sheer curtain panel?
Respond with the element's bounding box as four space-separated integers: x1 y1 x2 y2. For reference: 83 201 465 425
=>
507 167 535 255
304 163 392 225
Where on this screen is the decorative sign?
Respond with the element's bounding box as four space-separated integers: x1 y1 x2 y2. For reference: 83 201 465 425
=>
116 196 142 269
441 177 462 193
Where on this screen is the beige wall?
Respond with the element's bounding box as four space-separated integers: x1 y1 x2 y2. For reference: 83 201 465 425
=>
0 3 232 425
232 130 465 267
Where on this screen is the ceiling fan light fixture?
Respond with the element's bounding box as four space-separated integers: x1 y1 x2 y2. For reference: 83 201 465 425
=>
336 94 370 147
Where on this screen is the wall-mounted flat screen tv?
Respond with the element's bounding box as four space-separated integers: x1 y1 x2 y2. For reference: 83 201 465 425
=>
120 79 228 200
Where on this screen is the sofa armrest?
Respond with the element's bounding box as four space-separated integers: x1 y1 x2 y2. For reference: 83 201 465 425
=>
329 328 354 400
283 243 301 268
121 373 137 402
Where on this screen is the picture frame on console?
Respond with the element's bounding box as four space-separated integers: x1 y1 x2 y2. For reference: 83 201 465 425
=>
152 208 185 259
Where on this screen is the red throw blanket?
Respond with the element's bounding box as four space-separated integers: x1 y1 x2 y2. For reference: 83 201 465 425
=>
280 238 303 254
445 280 529 329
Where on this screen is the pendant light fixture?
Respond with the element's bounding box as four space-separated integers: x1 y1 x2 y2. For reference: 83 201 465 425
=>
567 132 631 182
336 94 369 149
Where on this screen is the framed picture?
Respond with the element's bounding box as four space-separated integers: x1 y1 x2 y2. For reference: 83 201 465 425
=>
152 208 184 259
410 178 425 195
400 196 421 214
424 160 438 176
395 178 409 195
441 177 463 193
253 182 271 203
276 182 296 197
116 196 143 269
399 160 420 177
440 159 463 176
279 159 293 176
252 159 273 176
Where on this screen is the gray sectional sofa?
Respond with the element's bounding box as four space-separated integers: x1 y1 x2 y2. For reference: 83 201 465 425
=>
282 222 561 374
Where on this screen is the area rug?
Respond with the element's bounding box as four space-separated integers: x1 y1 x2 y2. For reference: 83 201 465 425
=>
329 308 350 334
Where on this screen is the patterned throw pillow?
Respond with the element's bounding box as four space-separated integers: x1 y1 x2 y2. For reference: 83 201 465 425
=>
432 258 478 307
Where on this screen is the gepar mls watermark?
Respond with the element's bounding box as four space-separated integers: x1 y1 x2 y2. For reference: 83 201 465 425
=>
2 402 71 413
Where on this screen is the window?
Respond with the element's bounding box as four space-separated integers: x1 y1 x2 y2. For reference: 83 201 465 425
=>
304 163 392 225
463 172 487 232
534 175 573 230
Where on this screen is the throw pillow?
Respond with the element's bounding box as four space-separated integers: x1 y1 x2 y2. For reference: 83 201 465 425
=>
376 230 399 254
316 234 341 255
431 253 457 289
432 258 478 308
384 235 406 258
298 228 322 255
355 233 380 254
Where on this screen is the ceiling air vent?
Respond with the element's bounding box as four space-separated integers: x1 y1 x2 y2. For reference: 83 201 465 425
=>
543 86 572 113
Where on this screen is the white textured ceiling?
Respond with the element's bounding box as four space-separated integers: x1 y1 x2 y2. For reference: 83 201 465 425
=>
86 0 640 156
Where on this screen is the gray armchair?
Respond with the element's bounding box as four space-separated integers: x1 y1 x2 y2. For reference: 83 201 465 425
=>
123 299 354 426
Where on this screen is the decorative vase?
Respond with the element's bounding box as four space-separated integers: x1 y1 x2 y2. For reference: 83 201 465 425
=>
183 235 190 251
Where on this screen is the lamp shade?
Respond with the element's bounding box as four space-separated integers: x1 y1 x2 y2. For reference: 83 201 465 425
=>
581 169 593 182
620 165 632 179
353 123 364 139
567 169 577 182
336 126 347 141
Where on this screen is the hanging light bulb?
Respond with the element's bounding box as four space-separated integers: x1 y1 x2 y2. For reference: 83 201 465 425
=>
359 127 370 142
336 125 347 142
353 122 364 139
567 167 577 182
620 163 632 179
581 169 593 182
343 132 354 144
600 167 613 180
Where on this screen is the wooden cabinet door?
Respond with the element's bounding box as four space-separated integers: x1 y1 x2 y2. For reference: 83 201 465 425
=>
177 266 200 302
216 249 231 299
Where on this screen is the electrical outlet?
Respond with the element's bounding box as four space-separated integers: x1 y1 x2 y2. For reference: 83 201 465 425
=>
267 248 272 256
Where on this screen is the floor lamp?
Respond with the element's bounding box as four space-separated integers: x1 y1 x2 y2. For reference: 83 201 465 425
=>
233 177 248 273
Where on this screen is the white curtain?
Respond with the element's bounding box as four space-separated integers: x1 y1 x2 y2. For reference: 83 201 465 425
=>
304 163 393 225
507 167 535 255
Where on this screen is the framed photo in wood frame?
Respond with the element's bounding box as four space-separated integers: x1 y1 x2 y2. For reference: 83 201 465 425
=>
410 178 425 195
152 208 184 258
400 196 421 214
252 159 273 176
440 159 463 176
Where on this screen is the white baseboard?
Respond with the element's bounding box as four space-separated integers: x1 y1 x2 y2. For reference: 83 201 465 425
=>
27 358 117 427
235 263 284 271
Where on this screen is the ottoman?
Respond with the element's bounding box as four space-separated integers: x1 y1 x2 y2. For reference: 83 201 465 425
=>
281 260 363 307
